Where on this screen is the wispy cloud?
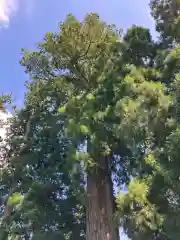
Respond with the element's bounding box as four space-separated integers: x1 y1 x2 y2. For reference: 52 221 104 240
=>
0 0 35 27
0 0 19 27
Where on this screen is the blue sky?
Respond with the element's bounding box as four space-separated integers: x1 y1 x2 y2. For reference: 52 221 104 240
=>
0 1 155 239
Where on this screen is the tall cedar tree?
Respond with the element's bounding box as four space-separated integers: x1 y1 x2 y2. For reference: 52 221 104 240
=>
20 14 121 240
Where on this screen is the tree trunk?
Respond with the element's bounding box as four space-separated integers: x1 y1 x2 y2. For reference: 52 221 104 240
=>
86 157 119 240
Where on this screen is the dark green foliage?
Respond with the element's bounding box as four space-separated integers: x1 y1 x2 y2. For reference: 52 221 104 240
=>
1 1 180 239
150 0 180 45
123 25 155 67
0 77 85 239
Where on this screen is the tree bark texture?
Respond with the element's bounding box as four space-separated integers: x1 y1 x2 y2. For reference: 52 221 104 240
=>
86 157 119 240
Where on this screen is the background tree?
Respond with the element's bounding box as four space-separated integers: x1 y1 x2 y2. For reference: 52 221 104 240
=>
0 76 85 239
150 0 180 46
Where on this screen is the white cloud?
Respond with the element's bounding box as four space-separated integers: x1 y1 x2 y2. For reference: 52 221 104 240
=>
0 0 35 27
0 0 19 27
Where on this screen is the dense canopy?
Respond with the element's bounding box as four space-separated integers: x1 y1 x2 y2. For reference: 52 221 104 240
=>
0 1 180 239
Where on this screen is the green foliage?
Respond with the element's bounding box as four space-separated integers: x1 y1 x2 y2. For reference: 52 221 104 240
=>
8 193 24 206
123 25 155 66
18 11 180 239
150 0 180 45
1 2 180 239
0 67 85 239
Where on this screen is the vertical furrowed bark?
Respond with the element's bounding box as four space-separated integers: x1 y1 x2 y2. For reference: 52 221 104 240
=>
86 157 119 240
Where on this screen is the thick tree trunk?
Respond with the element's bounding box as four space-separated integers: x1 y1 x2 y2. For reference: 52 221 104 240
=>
86 157 119 240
